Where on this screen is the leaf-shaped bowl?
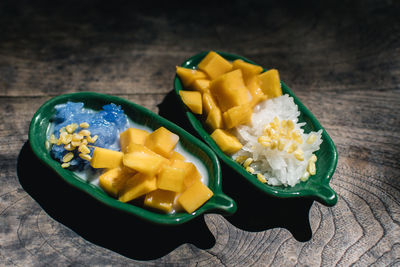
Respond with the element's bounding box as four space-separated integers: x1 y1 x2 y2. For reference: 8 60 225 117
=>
174 51 338 207
29 91 237 225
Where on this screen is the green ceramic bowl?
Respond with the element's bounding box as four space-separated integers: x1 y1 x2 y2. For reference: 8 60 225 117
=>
174 51 338 207
29 92 237 225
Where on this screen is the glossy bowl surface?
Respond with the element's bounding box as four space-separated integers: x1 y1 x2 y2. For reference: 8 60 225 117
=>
29 92 237 225
174 51 338 207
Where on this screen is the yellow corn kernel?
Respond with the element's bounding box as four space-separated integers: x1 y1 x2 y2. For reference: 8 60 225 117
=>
59 127 66 133
79 153 92 161
258 135 271 144
66 123 78 134
280 120 287 128
243 157 253 168
49 134 58 144
257 173 267 183
265 127 276 137
293 149 304 161
71 140 81 147
235 155 247 163
87 135 98 143
287 143 298 153
59 132 71 145
56 138 62 146
278 139 287 151
310 154 317 162
64 143 75 151
300 171 310 182
81 139 88 145
306 134 317 144
61 162 70 168
286 120 294 130
63 152 74 163
292 130 303 144
246 166 255 173
78 144 90 154
307 161 316 175
80 122 90 128
72 133 83 141
278 127 286 137
79 130 91 137
45 141 50 150
270 140 278 150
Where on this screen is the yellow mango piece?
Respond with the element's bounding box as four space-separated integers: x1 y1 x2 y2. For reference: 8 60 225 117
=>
178 180 213 213
202 92 219 115
171 160 202 189
210 129 243 155
222 104 253 129
197 51 233 80
90 147 123 169
120 128 150 152
232 59 263 83
176 66 207 88
145 127 180 158
99 167 132 197
192 79 210 94
168 151 186 161
258 69 282 98
118 173 157 203
179 90 203 115
123 144 169 176
144 189 177 213
210 69 250 112
246 76 267 107
205 107 223 130
157 165 186 192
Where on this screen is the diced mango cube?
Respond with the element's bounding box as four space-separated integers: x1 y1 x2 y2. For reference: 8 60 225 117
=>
120 128 150 152
222 104 252 129
144 189 177 213
144 127 180 158
210 69 250 112
168 151 186 161
197 51 233 80
205 107 223 130
176 66 207 88
99 167 132 197
157 165 186 192
123 144 168 176
118 173 157 203
178 180 213 213
171 160 202 188
202 92 219 115
232 59 263 83
258 69 282 98
179 90 203 115
246 76 267 107
210 129 243 155
90 147 123 169
192 79 210 94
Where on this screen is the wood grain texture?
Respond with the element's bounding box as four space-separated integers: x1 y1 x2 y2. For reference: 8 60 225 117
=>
1 0 399 266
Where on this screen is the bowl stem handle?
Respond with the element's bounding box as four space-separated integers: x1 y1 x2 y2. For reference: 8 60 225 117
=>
211 193 237 216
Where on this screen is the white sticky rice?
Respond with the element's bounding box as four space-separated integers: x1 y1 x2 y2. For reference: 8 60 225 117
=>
233 94 323 187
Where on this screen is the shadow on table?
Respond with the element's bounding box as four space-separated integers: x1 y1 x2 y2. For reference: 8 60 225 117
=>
159 90 313 242
17 142 215 261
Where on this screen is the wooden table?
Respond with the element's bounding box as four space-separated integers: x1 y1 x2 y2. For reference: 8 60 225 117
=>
1 1 399 266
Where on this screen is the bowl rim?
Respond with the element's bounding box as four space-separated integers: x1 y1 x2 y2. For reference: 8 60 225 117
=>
29 91 237 225
174 51 338 207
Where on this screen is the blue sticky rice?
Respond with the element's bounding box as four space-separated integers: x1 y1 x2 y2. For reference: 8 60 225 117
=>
50 102 129 170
